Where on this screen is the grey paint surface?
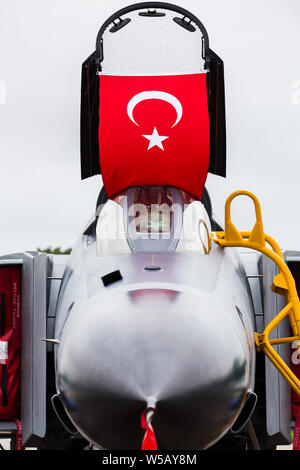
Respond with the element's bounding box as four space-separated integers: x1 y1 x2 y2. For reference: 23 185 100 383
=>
53 226 257 449
262 254 291 445
0 231 297 448
21 252 47 445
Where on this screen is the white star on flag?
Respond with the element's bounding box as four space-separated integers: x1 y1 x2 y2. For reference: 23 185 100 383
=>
142 127 169 150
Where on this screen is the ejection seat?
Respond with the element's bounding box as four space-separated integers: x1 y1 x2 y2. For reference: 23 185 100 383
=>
96 185 211 256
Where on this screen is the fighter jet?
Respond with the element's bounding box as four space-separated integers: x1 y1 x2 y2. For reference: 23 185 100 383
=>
1 2 300 451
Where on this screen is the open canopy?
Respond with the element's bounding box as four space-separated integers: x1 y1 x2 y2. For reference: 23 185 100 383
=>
80 2 226 200
99 73 209 199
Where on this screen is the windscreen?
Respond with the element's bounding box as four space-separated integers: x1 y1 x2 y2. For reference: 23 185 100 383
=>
100 10 206 76
133 186 173 234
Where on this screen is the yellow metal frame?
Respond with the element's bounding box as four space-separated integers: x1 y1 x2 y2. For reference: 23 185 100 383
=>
212 190 300 396
198 219 212 255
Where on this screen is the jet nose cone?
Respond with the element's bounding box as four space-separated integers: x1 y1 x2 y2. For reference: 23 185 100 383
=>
57 288 250 449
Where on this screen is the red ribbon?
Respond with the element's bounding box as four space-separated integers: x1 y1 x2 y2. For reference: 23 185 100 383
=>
141 408 158 450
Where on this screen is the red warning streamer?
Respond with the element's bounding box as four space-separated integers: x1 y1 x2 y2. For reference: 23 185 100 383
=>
141 408 158 450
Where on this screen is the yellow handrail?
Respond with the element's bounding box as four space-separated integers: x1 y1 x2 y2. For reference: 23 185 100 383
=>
212 190 300 396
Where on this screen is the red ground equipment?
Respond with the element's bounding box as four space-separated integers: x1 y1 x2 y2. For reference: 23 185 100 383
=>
0 265 21 421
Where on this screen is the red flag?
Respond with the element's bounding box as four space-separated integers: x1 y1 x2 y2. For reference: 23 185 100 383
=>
99 74 209 199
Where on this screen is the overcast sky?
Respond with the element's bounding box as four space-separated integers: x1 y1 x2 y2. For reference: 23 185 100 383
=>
0 0 299 255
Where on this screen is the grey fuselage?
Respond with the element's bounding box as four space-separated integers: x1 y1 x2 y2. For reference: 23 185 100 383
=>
53 200 256 450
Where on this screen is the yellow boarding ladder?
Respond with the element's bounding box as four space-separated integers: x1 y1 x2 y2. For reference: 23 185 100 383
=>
212 190 300 396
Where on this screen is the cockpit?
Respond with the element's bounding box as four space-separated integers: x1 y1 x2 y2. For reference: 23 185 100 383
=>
96 185 213 256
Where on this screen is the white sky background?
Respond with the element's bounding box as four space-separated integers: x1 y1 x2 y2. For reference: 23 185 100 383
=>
0 0 299 255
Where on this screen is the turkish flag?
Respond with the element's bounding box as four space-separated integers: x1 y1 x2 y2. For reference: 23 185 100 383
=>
140 408 158 450
98 74 210 199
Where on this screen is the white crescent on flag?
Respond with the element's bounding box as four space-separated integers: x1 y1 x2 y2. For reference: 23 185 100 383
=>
127 91 183 128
